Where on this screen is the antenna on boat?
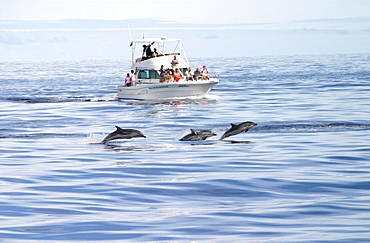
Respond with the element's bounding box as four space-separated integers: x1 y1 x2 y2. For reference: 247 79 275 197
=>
128 23 133 46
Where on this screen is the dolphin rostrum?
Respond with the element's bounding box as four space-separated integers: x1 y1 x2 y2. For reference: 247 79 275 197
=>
101 126 146 144
220 121 257 140
180 129 217 141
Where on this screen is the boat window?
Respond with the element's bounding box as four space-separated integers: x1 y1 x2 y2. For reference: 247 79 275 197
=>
150 70 160 79
138 70 149 79
138 70 160 79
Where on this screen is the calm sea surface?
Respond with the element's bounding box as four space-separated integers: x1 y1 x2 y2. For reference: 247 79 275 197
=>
1 54 370 242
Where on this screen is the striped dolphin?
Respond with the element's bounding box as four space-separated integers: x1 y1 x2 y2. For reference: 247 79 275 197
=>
220 121 257 140
180 129 216 141
101 126 146 144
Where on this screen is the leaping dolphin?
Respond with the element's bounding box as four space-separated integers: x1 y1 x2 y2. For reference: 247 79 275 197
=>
101 126 146 144
180 129 217 141
220 121 257 140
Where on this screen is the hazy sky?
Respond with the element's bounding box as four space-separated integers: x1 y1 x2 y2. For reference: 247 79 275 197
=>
2 0 369 24
1 0 370 61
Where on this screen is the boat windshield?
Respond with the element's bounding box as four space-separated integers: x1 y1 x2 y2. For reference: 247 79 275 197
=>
137 70 160 79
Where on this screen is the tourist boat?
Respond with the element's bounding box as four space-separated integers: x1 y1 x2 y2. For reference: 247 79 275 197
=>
117 37 219 100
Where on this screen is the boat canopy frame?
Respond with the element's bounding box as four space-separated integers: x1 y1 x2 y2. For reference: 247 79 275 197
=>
129 37 190 68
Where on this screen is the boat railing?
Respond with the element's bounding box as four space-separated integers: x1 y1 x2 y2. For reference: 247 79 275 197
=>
207 72 219 79
135 53 181 63
164 53 180 56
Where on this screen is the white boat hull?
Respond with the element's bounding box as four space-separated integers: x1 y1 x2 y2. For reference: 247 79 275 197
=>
118 37 220 100
118 79 219 100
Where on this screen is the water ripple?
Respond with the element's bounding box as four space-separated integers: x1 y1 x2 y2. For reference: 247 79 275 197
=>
1 55 370 242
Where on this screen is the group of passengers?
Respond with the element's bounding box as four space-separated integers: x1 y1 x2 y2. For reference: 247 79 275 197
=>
125 63 209 86
157 56 209 83
159 65 209 83
159 66 180 83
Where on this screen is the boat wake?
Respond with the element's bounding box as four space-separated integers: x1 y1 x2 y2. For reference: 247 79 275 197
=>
0 133 85 139
3 95 118 103
119 94 219 106
250 121 370 133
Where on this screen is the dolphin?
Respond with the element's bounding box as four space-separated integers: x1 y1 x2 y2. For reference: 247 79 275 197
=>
180 129 217 141
101 126 146 144
220 121 257 140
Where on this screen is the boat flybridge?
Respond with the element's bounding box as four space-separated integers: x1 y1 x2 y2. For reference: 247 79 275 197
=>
117 37 219 100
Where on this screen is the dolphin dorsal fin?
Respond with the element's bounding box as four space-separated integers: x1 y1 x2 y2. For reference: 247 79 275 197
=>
230 123 237 127
115 126 123 131
190 129 197 134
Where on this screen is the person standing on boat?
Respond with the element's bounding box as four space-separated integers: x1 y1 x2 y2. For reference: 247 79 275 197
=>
125 73 132 86
130 69 137 85
171 56 179 69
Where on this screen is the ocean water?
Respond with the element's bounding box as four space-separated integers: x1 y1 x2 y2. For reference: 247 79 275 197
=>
1 54 370 242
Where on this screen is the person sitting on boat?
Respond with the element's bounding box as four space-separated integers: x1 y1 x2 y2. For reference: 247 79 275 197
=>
159 65 166 82
194 68 202 80
155 48 164 56
171 56 179 69
142 45 147 59
125 73 132 86
153 48 159 57
173 68 183 82
201 65 209 80
185 68 193 81
164 69 172 83
142 41 155 59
